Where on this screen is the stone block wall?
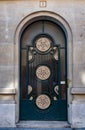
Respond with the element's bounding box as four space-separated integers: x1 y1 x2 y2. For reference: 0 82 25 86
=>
0 0 85 127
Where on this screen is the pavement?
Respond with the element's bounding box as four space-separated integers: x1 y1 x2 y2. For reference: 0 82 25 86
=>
0 128 85 130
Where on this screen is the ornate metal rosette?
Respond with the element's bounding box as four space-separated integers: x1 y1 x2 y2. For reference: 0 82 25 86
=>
36 37 51 52
36 65 51 80
36 94 51 109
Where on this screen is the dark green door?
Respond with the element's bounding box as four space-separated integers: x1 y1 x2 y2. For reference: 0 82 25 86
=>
20 20 67 121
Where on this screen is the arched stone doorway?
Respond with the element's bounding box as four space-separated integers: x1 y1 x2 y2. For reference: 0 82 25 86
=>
14 11 72 123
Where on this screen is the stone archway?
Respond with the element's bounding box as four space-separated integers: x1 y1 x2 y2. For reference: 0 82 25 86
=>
14 11 73 123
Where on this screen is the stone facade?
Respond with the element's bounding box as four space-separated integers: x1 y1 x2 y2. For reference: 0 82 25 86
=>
0 0 85 128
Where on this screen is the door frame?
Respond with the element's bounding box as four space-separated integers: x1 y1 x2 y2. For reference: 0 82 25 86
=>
14 11 73 123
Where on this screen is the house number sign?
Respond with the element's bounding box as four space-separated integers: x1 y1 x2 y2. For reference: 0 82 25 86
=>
39 0 47 7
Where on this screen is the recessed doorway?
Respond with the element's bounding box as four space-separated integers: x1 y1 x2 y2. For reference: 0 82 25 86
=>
20 19 67 121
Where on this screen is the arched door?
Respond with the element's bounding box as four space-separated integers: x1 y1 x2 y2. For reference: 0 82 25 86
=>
20 20 67 120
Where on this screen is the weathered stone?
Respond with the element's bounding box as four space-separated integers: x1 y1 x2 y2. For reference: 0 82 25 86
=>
0 45 14 66
0 95 15 101
73 44 85 64
0 66 14 88
73 64 85 87
72 100 85 128
0 103 15 127
0 0 85 128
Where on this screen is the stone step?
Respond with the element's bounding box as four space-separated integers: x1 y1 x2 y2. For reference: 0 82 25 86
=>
0 128 84 130
0 128 72 130
16 121 70 128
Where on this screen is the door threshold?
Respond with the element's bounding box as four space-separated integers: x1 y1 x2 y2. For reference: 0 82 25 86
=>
16 121 70 128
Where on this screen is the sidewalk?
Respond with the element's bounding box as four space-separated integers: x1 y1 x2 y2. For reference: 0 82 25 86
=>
0 128 85 130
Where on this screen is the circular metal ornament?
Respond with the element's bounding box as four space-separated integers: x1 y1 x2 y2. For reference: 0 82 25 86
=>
36 37 51 52
36 94 51 110
36 65 51 80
